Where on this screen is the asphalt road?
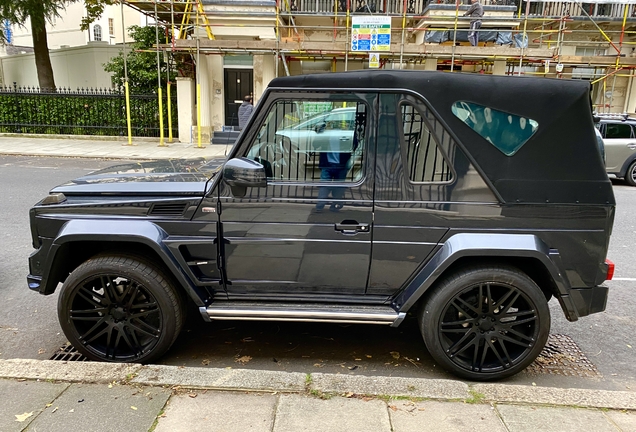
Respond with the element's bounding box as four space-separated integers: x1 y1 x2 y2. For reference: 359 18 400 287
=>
1 155 634 391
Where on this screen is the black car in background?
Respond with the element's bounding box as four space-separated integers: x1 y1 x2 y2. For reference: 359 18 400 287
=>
27 71 615 381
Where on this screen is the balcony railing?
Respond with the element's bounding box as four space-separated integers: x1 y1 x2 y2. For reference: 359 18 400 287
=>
285 0 636 19
287 0 428 15
526 1 636 19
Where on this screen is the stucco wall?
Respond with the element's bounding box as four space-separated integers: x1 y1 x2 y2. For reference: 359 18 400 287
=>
1 43 121 88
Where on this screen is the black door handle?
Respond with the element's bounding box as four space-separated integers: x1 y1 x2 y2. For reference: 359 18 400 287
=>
334 220 370 235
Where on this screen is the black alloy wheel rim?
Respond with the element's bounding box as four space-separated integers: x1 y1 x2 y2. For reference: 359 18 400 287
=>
68 274 162 361
438 282 539 374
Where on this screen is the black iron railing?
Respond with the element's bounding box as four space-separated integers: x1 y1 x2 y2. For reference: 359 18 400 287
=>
0 86 178 137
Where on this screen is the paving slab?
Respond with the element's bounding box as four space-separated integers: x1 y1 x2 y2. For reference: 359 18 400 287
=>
0 379 69 432
474 383 636 410
310 373 469 400
154 391 277 432
273 394 391 432
496 404 617 432
0 359 141 384
389 400 508 432
26 383 170 432
605 410 636 432
132 365 306 392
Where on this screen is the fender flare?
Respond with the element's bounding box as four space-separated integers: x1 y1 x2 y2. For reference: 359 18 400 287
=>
618 153 636 179
41 219 205 306
392 233 578 321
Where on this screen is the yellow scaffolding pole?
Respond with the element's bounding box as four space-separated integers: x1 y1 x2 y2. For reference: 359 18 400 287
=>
121 2 133 146
155 1 166 146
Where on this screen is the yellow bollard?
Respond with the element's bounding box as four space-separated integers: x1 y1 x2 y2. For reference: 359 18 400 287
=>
167 82 173 143
158 87 165 146
124 81 133 146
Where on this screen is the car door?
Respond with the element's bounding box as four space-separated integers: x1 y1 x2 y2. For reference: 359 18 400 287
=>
218 91 378 299
369 93 499 296
603 122 636 173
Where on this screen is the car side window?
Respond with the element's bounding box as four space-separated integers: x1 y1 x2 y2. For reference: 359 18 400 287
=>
605 123 634 139
244 99 367 183
400 102 453 183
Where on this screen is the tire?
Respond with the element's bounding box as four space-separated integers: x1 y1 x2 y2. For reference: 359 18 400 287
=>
419 265 550 381
625 160 636 187
58 254 184 363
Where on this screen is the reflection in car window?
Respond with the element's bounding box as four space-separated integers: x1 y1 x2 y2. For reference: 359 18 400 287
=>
401 103 452 183
245 99 367 182
452 101 539 156
605 123 633 139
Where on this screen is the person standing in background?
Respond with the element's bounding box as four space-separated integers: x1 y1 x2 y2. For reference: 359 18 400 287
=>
238 95 253 130
464 0 484 47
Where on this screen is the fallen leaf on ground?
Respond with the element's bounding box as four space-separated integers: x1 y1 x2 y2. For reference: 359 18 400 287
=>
188 393 197 398
389 405 398 412
235 355 252 364
69 409 74 413
345 392 354 398
15 412 33 422
38 348 46 355
390 351 400 360
365 355 372 358
354 358 362 361
313 363 324 368
130 406 137 411
201 359 210 366
348 365 358 371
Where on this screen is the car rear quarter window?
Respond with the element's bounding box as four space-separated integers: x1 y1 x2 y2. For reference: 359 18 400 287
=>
400 102 453 183
451 101 538 156
604 123 634 139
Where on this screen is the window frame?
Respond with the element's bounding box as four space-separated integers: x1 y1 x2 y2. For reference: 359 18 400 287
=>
238 93 372 187
604 122 634 139
397 98 455 185
93 24 102 41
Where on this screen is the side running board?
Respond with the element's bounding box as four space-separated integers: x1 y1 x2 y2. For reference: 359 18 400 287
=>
200 302 405 326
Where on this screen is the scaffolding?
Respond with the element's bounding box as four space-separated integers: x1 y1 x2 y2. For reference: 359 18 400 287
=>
117 0 636 143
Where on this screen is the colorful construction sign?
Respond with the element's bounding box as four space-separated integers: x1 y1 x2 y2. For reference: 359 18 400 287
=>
351 16 391 52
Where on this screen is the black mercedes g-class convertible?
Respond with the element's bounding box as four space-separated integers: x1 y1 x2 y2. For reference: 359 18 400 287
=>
28 71 615 381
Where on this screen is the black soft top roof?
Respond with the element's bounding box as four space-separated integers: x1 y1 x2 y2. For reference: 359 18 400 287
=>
269 71 614 205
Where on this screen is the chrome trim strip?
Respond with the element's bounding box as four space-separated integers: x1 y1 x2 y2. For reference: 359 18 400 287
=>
204 307 398 324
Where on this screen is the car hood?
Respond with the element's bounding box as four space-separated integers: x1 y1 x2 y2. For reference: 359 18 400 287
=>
51 157 226 196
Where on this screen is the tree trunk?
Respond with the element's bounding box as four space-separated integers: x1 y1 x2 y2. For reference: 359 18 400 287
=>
30 6 55 90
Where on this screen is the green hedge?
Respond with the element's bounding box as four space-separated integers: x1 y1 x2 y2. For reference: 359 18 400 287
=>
0 88 178 137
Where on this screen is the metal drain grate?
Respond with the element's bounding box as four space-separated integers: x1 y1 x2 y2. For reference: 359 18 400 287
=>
49 344 88 362
526 334 601 378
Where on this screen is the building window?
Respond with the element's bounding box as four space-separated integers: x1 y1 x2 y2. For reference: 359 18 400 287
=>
108 18 114 36
93 24 102 41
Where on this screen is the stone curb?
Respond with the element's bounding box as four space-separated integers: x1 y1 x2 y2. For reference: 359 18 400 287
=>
0 133 163 143
0 359 634 410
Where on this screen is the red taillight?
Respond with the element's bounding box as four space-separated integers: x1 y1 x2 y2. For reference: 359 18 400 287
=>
605 259 615 281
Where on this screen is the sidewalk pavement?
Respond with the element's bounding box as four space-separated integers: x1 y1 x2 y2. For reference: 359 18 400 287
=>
3 135 636 431
0 134 232 161
1 359 635 432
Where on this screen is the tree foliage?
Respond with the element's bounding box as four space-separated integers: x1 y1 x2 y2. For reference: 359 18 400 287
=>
104 25 177 94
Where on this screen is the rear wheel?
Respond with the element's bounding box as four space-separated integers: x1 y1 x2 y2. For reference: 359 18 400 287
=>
625 160 636 187
58 255 184 363
419 266 550 381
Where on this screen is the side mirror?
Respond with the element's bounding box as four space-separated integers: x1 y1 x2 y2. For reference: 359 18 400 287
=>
223 157 267 197
314 123 326 134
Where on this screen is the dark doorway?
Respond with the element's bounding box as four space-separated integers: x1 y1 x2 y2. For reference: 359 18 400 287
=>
224 69 253 127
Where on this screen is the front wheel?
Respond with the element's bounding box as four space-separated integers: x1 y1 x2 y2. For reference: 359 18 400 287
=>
58 255 184 363
419 266 550 381
625 160 636 187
